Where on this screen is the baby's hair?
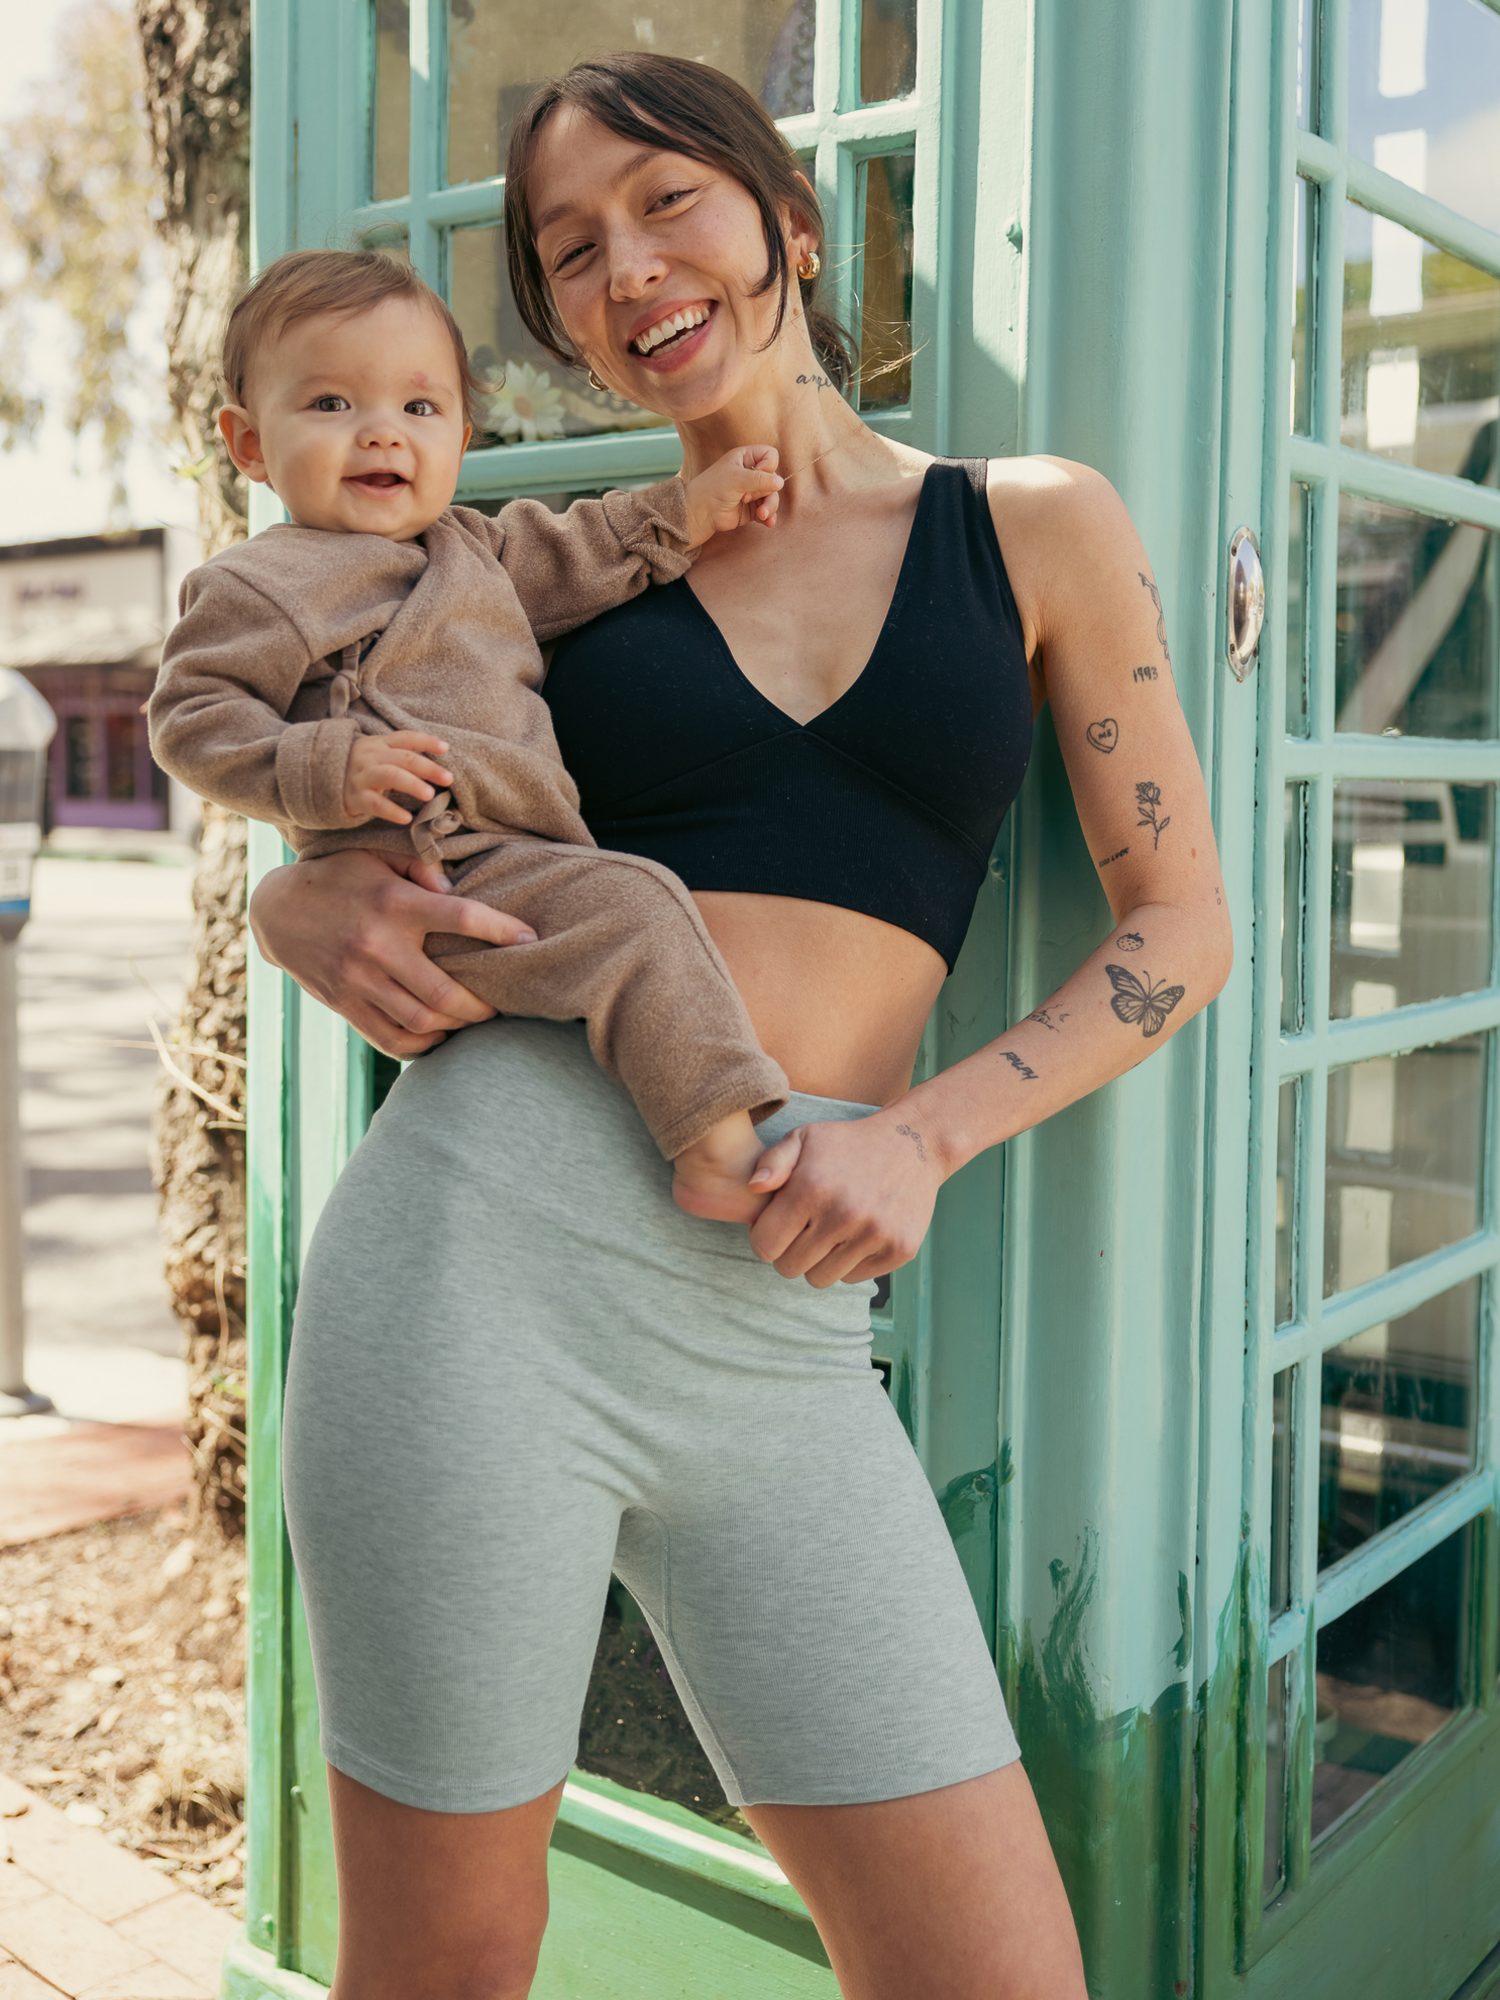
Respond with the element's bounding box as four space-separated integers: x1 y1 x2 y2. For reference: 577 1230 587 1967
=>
222 248 486 428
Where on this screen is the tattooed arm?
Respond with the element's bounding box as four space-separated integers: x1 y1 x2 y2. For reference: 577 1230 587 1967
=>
749 458 1232 1286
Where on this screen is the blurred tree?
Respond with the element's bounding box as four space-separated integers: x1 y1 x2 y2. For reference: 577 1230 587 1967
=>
0 0 161 517
136 0 252 1538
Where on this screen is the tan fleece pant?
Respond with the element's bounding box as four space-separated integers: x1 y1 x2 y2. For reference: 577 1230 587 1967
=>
419 837 788 1159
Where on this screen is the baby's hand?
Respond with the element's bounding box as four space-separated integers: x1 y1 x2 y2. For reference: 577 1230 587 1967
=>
343 730 453 824
684 445 783 547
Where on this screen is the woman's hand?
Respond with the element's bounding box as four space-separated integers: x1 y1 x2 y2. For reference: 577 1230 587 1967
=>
248 848 536 1058
746 1110 946 1287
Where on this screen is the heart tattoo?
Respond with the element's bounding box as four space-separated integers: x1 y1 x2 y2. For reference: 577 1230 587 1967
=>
1086 718 1119 754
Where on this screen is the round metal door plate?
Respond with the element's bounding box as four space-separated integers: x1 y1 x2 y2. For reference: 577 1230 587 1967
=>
1227 526 1266 681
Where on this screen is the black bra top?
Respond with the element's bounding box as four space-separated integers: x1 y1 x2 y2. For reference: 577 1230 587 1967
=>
544 458 1033 971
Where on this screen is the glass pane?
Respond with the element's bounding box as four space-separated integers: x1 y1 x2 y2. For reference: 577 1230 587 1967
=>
1291 178 1314 435
861 0 916 103
1287 480 1310 734
1342 204 1500 483
1276 1086 1299 1327
1324 1036 1484 1297
1271 1367 1295 1613
446 0 817 188
372 0 411 201
1335 495 1499 738
1265 1654 1289 1902
450 223 667 445
1318 1278 1478 1571
63 715 92 799
1348 0 1500 231
1295 0 1315 131
858 152 915 412
1331 780 1493 1013
1313 1523 1469 1842
1282 782 1307 1034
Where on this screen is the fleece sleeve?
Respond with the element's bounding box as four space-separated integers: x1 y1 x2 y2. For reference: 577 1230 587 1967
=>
479 477 696 643
147 565 367 832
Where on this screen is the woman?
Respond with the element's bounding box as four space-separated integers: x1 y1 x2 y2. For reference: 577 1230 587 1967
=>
252 53 1232 2000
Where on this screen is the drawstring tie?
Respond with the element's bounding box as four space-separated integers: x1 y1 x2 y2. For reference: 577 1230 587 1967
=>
327 640 365 719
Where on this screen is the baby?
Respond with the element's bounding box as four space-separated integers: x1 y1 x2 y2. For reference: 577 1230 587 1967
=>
150 248 790 1220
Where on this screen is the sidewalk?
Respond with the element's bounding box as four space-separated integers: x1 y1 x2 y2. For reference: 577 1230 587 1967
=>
0 1770 235 1998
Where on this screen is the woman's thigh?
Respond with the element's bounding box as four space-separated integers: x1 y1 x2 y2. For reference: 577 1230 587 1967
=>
326 1766 562 2000
746 1765 1086 2000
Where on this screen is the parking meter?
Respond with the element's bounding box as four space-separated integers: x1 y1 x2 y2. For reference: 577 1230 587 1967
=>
0 670 56 943
0 669 55 1412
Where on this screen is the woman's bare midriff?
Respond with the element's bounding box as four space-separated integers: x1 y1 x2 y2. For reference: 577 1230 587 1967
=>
693 890 947 1106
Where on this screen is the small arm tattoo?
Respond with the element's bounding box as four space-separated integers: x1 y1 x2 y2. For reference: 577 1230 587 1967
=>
1138 572 1172 667
1002 1051 1039 1081
1086 718 1119 753
1099 846 1129 867
894 1121 927 1162
1135 780 1171 848
1027 1006 1067 1031
1132 664 1158 682
1115 931 1145 952
1105 965 1185 1038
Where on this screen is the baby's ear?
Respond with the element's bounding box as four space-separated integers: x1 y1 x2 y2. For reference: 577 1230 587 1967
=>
218 405 270 484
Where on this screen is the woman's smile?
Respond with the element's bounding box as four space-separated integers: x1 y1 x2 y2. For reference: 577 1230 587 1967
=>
627 299 717 366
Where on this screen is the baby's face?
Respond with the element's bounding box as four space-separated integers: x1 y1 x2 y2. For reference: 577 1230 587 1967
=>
222 296 471 539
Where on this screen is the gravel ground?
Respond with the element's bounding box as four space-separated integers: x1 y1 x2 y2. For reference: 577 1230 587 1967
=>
0 1506 245 1914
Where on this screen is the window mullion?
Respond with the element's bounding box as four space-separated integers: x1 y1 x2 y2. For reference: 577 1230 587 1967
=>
405 0 444 284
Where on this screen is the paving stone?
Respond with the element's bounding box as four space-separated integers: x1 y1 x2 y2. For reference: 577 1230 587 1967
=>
0 1783 175 1924
0 1864 49 1913
0 1964 68 1996
0 1891 153 1994
114 1894 237 1994
76 1961 209 1999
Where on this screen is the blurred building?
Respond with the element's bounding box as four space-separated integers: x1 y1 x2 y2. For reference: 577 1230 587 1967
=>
0 528 199 839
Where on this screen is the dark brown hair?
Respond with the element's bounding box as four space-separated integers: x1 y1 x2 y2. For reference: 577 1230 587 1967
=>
503 52 857 393
222 248 487 427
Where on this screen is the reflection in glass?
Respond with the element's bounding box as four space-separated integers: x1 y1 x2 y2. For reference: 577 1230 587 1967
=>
1287 480 1309 734
1282 783 1307 1034
1318 1280 1477 1571
1271 1367 1294 1613
372 0 411 201
1291 179 1313 435
1265 1654 1288 1902
1331 781 1493 1014
1347 0 1500 230
1334 495 1498 738
446 0 817 187
1312 1524 1468 1841
1295 0 1315 130
1323 1037 1483 1297
861 0 916 103
1276 1088 1298 1328
858 152 915 411
1342 204 1500 482
450 224 667 445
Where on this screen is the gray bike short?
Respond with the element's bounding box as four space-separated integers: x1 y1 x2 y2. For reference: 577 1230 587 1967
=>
283 1016 1020 1813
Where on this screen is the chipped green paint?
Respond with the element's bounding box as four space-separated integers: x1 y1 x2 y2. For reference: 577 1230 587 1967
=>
1174 1573 1191 1673
999 1436 1016 1487
997 1530 1204 2000
937 1463 998 1645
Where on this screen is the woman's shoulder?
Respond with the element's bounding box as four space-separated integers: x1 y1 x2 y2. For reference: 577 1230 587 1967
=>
972 456 1133 657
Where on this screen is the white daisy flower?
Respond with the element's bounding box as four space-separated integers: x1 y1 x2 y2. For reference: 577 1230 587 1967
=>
481 360 566 443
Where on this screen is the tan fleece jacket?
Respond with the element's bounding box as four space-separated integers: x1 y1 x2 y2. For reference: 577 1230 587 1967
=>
148 483 693 860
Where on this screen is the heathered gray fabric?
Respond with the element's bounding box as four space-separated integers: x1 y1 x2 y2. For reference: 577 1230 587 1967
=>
283 1016 1019 1813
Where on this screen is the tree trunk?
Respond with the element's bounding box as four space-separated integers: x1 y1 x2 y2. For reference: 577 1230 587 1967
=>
137 0 252 1533
149 804 248 1535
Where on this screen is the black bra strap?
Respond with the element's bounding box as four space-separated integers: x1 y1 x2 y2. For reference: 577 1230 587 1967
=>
938 455 989 498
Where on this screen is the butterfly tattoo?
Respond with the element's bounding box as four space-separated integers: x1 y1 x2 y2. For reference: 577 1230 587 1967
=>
1105 964 1185 1038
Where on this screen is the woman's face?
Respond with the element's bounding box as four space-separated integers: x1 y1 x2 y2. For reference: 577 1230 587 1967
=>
529 107 810 422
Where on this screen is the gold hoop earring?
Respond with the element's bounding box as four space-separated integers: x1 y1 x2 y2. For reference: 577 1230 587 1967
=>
797 250 821 282
588 369 607 391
